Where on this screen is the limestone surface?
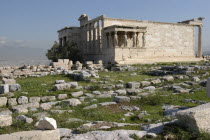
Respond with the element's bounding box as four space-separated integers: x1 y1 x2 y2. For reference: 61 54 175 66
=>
0 115 12 127
0 84 9 94
36 117 57 130
0 97 7 107
176 103 210 132
62 130 147 140
0 130 60 140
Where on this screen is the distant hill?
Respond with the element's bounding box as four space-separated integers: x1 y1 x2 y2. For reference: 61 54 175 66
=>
0 47 51 67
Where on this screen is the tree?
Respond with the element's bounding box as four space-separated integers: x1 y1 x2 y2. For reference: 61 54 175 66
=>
46 41 83 62
46 41 60 62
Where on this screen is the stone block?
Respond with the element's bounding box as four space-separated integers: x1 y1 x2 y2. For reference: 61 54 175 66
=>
192 77 200 82
65 130 146 140
151 79 161 85
57 94 67 100
29 97 41 103
68 82 78 88
58 128 72 137
85 61 93 65
55 80 65 84
54 83 66 91
176 103 210 133
9 84 21 92
62 98 81 106
0 130 60 140
16 115 33 124
114 96 130 103
40 103 52 110
69 60 73 65
41 96 56 102
71 91 83 97
0 84 9 94
12 102 40 111
115 89 127 95
58 59 64 63
162 76 174 81
52 62 59 68
143 86 156 91
13 108 29 113
97 60 103 64
0 109 12 116
17 96 28 104
36 117 57 130
63 59 69 65
2 78 16 84
127 82 140 89
98 102 117 106
140 81 151 87
0 115 12 127
0 97 7 107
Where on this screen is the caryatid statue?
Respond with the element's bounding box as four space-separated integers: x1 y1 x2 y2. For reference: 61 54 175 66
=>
114 31 118 47
124 32 128 47
133 32 137 47
136 33 140 47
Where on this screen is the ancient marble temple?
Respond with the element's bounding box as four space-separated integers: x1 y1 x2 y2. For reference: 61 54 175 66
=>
57 14 204 64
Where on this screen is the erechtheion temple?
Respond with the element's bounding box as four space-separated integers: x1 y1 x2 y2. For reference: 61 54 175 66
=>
57 14 204 64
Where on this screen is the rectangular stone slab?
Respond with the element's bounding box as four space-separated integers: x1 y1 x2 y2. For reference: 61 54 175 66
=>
0 130 60 140
176 103 210 133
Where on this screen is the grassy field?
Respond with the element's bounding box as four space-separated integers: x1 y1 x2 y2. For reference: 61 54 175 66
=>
1 62 210 139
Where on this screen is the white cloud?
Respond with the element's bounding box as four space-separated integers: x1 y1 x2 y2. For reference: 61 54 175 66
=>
0 36 28 48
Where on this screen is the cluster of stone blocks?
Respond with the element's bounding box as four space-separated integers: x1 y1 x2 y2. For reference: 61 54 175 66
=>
0 116 59 140
0 59 105 80
0 78 21 94
51 59 73 70
51 59 103 70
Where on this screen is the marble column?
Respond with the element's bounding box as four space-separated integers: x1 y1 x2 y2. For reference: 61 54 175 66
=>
136 32 140 47
109 32 112 48
63 37 66 46
59 38 63 46
85 25 88 52
97 21 101 52
89 23 92 48
124 32 127 47
114 31 118 48
91 23 94 49
132 32 137 47
93 22 96 48
106 33 109 48
142 32 146 48
198 25 202 58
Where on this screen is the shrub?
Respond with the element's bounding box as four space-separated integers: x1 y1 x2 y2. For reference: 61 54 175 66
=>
46 41 83 62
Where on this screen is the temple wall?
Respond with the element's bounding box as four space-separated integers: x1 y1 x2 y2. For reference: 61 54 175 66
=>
102 18 196 64
58 28 81 47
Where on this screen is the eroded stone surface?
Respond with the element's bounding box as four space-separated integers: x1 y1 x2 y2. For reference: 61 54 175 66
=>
62 130 147 140
176 103 210 133
36 117 57 130
0 115 12 127
0 130 60 140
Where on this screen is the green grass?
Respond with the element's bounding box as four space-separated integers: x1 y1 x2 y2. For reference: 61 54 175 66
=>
1 62 210 139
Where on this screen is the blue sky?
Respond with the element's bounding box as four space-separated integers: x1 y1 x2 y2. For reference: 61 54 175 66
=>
0 0 210 51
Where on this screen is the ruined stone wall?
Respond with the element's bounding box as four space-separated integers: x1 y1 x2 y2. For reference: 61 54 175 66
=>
58 27 81 47
102 18 196 64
